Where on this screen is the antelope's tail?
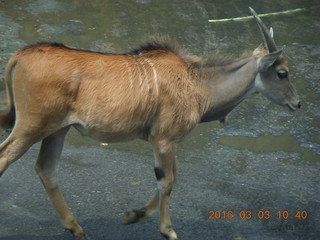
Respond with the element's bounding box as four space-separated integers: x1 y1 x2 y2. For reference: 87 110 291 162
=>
0 58 17 129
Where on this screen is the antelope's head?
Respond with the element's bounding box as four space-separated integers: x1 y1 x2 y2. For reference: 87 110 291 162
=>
250 7 301 111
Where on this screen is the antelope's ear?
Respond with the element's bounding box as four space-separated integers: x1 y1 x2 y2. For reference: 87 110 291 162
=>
258 49 283 72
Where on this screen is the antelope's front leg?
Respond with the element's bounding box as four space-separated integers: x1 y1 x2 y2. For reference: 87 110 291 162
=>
123 138 178 239
154 140 178 240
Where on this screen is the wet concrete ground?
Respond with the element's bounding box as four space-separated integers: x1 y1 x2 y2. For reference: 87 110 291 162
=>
0 1 319 240
1 128 319 240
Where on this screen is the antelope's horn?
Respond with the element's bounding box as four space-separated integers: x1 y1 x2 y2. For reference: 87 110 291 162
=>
249 7 277 52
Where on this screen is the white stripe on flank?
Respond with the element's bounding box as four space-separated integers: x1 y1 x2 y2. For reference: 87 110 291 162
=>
143 57 158 96
136 58 149 91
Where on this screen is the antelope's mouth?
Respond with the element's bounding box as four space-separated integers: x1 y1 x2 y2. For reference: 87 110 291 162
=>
286 102 301 111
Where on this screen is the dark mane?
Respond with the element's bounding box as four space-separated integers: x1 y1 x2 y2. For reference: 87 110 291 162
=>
127 38 201 64
127 38 181 55
127 38 239 68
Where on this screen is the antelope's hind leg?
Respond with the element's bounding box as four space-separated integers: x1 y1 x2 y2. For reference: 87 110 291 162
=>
34 126 87 240
0 128 35 177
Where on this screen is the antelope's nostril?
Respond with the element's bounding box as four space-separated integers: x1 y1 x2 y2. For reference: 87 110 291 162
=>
297 102 301 109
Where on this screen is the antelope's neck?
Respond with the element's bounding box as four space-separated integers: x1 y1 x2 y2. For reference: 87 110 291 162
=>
200 56 259 123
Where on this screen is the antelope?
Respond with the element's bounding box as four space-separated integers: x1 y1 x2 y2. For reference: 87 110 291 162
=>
0 8 300 240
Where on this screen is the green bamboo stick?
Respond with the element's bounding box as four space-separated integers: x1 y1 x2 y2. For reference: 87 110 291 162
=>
208 8 306 23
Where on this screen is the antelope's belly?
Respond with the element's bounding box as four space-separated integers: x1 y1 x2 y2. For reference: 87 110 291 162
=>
71 119 149 143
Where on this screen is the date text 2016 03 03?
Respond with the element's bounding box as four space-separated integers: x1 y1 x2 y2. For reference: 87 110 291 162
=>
208 210 308 220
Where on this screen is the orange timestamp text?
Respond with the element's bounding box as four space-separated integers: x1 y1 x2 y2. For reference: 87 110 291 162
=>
208 210 308 220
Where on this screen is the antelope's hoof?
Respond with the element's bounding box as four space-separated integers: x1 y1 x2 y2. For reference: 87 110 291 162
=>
161 226 178 240
73 233 90 240
219 116 228 123
65 227 88 240
123 208 147 225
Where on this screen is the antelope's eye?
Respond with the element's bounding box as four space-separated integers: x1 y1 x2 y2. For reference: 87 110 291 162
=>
277 70 288 79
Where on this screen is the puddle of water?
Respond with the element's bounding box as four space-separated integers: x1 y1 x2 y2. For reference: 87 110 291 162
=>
219 131 319 162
